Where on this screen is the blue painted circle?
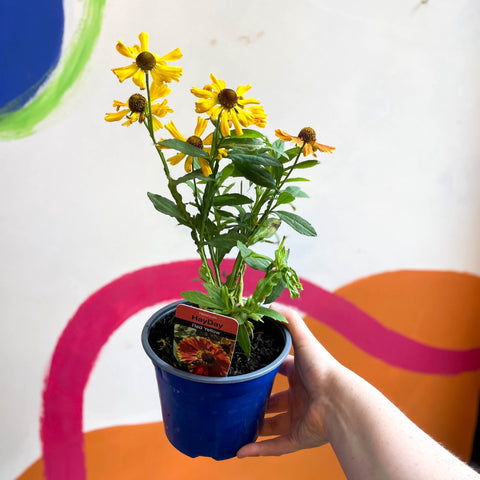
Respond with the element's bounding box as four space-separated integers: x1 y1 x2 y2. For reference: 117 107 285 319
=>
0 0 64 111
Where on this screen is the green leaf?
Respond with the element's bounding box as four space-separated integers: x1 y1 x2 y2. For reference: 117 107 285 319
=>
147 192 187 225
293 160 320 169
285 177 309 183
252 272 282 304
213 193 253 207
237 323 251 357
229 152 282 167
269 140 289 160
180 290 224 310
220 137 264 149
175 169 214 184
233 162 277 188
276 191 296 205
214 208 235 218
264 278 287 304
237 241 272 271
218 164 237 185
203 283 226 309
284 147 302 161
230 128 265 139
285 186 309 198
250 218 281 243
257 306 288 323
207 232 245 249
159 138 210 159
275 210 317 236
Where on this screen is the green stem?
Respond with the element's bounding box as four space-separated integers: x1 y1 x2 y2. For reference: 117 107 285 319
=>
144 73 216 284
197 120 224 284
255 143 305 229
227 143 306 294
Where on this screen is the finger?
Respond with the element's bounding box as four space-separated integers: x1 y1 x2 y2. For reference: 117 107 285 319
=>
266 390 289 413
237 436 297 458
260 412 291 436
271 304 317 347
278 355 294 376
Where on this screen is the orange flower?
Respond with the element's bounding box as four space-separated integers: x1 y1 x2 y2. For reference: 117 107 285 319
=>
275 127 335 157
176 337 230 376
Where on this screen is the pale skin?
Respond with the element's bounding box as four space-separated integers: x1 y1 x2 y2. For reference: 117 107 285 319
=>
237 306 480 480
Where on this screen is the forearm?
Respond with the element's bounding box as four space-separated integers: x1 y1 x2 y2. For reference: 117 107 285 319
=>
324 366 479 480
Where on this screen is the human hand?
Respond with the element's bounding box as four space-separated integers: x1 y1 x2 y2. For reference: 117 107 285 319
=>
237 305 340 457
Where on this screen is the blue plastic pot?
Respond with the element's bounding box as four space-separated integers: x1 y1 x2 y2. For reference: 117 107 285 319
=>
141 300 292 460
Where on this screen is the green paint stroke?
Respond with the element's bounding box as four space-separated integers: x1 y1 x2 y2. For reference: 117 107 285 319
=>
0 0 107 140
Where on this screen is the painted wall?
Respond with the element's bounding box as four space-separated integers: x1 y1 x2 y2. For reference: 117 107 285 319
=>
1 0 480 479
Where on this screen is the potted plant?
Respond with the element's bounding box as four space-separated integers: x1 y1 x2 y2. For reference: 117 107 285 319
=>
105 32 334 460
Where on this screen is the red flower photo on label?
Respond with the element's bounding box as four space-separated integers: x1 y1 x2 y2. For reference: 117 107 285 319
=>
176 336 231 377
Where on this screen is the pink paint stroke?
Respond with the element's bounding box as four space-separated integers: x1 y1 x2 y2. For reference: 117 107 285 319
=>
41 261 480 479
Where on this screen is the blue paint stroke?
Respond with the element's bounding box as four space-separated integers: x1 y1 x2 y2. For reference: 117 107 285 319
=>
0 0 64 111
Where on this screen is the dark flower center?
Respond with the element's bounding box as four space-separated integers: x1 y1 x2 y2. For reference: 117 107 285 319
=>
136 51 156 71
128 93 147 112
218 88 238 108
200 351 216 365
298 127 316 143
187 135 204 149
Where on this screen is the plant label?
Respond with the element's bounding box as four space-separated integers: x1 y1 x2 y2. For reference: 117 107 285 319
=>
173 304 239 377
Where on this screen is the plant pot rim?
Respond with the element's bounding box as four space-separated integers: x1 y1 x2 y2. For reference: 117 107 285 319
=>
142 299 292 384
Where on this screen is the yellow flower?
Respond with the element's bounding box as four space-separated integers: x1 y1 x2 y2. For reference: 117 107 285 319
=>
275 127 335 157
112 32 183 89
163 117 214 176
105 83 172 130
161 118 227 176
191 74 267 137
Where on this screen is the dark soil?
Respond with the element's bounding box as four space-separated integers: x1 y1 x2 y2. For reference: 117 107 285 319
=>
148 308 285 376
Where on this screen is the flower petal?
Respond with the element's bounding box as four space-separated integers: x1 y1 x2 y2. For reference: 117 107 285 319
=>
314 142 336 153
238 96 260 106
185 156 194 172
199 158 212 176
112 63 139 83
203 132 213 145
220 111 231 137
165 121 186 141
104 109 129 122
138 32 149 51
275 129 293 141
191 86 215 99
159 47 183 62
209 73 226 92
150 82 171 100
115 41 137 59
195 97 217 114
236 84 252 97
151 64 183 83
235 108 253 127
194 116 208 137
209 105 223 120
167 152 186 165
249 105 267 128
151 99 173 118
113 99 128 109
132 69 147 89
151 116 163 131
229 110 243 136
121 112 139 127
303 143 314 157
